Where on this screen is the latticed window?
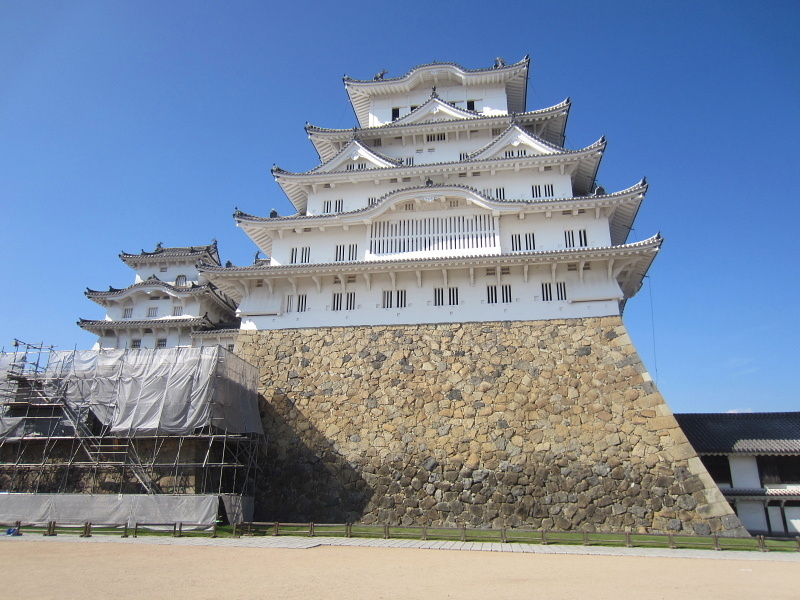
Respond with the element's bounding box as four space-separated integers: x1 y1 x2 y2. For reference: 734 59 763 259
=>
541 282 552 302
147 307 158 318
369 214 498 255
122 308 133 319
156 339 167 349
175 275 187 287
556 281 567 301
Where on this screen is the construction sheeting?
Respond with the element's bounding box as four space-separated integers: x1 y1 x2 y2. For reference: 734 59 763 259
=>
40 347 262 437
0 493 218 526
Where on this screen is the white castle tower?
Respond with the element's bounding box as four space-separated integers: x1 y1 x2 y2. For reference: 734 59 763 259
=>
201 57 659 329
79 242 239 350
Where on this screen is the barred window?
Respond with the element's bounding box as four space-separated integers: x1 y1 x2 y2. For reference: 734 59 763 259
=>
123 308 133 319
346 291 356 310
382 290 393 309
396 289 407 308
541 282 552 302
501 284 512 303
556 281 567 301
448 287 459 306
487 285 498 304
332 292 342 311
297 294 307 312
433 288 444 306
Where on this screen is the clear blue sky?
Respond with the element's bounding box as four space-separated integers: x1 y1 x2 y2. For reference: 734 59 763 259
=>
1 1 798 414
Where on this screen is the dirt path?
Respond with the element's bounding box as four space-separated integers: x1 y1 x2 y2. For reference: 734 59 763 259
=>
2 541 798 600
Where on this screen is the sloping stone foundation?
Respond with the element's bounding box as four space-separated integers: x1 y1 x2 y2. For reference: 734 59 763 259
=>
239 316 747 536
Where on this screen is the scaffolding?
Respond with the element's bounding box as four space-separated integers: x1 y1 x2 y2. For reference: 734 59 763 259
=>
0 341 264 523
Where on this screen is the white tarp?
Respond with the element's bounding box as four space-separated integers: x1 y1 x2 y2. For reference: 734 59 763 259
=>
40 347 262 437
0 493 219 526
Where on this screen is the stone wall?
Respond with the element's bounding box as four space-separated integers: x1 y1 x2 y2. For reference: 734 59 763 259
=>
238 317 747 536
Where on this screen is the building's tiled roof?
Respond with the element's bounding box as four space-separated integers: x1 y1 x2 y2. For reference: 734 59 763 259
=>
304 101 570 135
77 315 216 331
119 242 221 266
675 412 800 455
721 488 800 497
343 56 529 85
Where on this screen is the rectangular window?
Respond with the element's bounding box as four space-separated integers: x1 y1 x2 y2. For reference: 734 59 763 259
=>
495 187 505 200
382 290 393 309
368 197 377 206
525 233 536 250
459 152 469 160
541 282 553 302
504 149 515 158
404 156 414 166
335 244 346 262
286 294 295 313
700 456 732 485
147 307 158 318
396 289 407 308
448 287 459 306
290 247 297 263
346 163 355 171
517 149 527 157
426 133 446 142
357 163 366 170
346 291 356 310
332 292 342 311
556 281 567 301
131 339 141 349
156 338 167 349
404 202 415 211
501 284 512 303
511 234 521 251
491 128 502 136
172 306 183 317
487 285 498 304
323 200 332 213
759 456 800 484
544 183 554 197
372 138 382 147
578 229 588 246
297 294 307 312
348 244 358 261
227 344 235 352
123 308 133 319
391 107 400 121
449 199 459 208
410 105 418 112
466 100 476 111
299 247 310 263
434 287 444 306
160 267 168 272
565 230 575 248
531 184 542 198
334 199 344 212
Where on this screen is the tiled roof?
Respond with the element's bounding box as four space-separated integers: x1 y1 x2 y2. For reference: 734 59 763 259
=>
77 315 216 331
119 242 220 265
304 101 570 135
343 56 529 84
675 412 800 455
721 488 800 497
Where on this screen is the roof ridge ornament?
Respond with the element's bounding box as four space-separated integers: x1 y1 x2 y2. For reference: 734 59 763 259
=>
430 86 439 99
373 69 387 81
494 57 506 69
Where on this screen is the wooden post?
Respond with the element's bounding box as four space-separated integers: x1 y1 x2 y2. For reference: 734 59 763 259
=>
133 522 138 538
81 522 92 538
232 522 237 538
541 529 548 545
273 521 279 536
582 530 589 546
211 522 217 538
383 524 389 539
172 523 178 537
309 522 315 537
122 523 129 538
668 532 676 549
758 535 767 552
712 533 720 551
461 525 467 542
422 525 427 541
177 522 183 538
796 536 800 552
625 531 632 548
345 523 352 538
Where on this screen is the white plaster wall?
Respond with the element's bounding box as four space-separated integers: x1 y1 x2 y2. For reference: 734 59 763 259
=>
369 83 509 126
787 507 800 534
239 266 621 330
735 500 768 533
729 455 762 488
132 264 200 285
270 206 611 267
304 170 578 216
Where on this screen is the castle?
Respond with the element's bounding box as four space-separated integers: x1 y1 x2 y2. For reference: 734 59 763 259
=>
64 57 760 534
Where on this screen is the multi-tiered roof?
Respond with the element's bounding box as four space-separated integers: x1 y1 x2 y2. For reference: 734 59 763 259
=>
80 242 239 348
201 57 660 330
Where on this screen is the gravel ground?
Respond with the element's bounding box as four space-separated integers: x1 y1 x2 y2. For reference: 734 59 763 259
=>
2 536 799 600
